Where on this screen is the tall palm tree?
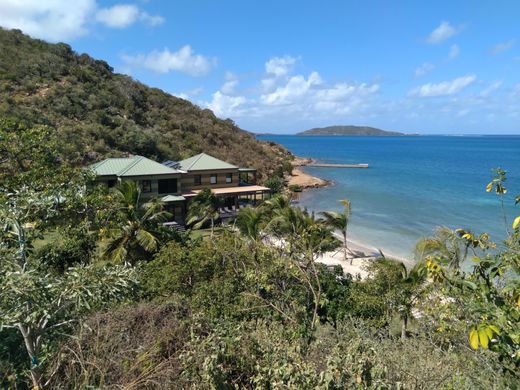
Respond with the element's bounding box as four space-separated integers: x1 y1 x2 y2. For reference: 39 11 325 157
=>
186 188 220 237
415 226 469 270
103 181 171 265
321 199 352 264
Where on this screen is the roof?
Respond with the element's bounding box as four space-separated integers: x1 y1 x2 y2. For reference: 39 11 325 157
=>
238 167 257 172
183 185 271 198
90 156 183 177
161 195 186 202
178 153 238 171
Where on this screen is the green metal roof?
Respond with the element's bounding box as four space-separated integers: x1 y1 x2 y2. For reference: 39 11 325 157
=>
178 153 238 171
90 156 182 177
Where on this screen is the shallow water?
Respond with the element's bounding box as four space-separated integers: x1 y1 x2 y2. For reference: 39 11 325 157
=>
258 135 520 259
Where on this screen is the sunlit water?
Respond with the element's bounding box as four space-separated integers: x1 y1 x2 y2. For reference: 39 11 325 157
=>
258 135 520 259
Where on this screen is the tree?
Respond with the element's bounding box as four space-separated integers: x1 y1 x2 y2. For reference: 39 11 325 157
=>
186 188 220 237
422 169 519 371
321 199 352 264
102 180 171 265
0 176 136 389
268 206 339 329
415 226 469 270
236 206 264 243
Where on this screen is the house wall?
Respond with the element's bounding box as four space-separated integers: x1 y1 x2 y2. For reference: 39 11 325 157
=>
181 169 239 192
96 174 183 198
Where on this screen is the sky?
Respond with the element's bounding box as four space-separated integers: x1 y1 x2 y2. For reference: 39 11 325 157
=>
1 0 519 134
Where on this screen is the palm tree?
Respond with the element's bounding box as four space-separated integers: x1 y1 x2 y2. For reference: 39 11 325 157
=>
186 188 220 237
321 199 352 264
236 206 264 243
269 206 339 329
415 226 468 270
103 181 171 265
395 261 427 341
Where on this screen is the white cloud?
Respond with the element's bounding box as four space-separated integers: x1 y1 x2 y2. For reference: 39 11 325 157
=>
95 4 139 28
414 62 435 77
207 91 247 118
448 44 460 59
490 39 515 55
122 46 215 76
0 0 164 41
480 81 502 97
409 74 476 97
95 4 164 28
261 72 322 105
0 0 96 41
139 12 164 26
427 21 458 44
220 72 239 95
265 56 297 77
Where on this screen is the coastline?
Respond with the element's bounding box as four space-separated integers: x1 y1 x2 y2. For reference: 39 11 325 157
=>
288 156 333 190
287 156 415 272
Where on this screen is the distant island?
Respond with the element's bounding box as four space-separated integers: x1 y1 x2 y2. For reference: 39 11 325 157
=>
298 125 405 136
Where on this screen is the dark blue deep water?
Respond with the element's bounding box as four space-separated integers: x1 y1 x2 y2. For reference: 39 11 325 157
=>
258 135 520 258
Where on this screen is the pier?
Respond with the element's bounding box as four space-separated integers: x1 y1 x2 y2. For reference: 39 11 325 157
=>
305 163 369 168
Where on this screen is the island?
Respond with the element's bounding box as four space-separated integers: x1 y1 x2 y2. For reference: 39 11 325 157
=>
298 125 405 136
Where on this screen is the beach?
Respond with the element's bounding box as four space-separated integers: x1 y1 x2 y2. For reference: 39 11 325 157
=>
289 156 416 273
288 157 332 189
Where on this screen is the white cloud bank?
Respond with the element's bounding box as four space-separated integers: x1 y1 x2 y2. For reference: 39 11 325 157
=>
427 21 459 44
122 46 216 76
409 75 476 97
0 0 163 41
206 56 379 120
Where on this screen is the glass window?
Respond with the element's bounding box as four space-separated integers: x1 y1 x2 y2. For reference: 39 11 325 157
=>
194 175 202 185
141 180 151 193
210 174 217 184
158 179 178 194
226 173 232 183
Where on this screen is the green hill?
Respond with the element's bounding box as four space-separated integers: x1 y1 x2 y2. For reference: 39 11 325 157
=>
298 125 404 136
0 28 290 179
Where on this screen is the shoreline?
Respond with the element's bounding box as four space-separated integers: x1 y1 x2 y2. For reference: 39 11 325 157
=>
287 156 415 272
287 156 333 190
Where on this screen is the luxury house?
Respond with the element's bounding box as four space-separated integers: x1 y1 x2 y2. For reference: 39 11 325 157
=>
90 153 271 223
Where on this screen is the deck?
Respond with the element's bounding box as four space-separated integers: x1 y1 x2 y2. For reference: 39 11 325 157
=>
306 163 369 168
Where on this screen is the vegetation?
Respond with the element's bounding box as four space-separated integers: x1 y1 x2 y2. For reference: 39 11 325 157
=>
298 125 405 136
1 123 519 388
0 28 291 180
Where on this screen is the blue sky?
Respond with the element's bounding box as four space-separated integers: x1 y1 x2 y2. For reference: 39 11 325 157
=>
1 0 519 134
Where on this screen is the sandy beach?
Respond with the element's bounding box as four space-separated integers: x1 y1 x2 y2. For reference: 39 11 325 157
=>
287 156 332 189
317 234 415 279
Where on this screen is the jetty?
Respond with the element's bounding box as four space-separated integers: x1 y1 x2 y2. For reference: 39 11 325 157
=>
306 163 369 168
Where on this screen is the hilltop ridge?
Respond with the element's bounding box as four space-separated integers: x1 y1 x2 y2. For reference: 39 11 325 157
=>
0 28 290 179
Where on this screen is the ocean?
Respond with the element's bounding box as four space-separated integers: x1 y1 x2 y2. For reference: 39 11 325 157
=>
257 135 520 259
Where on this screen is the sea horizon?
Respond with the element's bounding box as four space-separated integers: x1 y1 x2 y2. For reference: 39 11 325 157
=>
258 134 520 260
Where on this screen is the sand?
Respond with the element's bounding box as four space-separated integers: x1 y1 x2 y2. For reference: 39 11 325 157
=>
288 156 331 189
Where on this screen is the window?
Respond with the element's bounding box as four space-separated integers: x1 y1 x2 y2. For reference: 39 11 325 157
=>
158 179 178 194
194 175 202 185
107 179 117 188
141 180 151 193
226 173 232 183
210 174 217 184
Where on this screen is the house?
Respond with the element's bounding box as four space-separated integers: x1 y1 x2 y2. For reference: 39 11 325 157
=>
90 153 271 223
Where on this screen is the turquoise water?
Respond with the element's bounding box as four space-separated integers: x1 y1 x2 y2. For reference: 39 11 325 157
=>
258 135 520 259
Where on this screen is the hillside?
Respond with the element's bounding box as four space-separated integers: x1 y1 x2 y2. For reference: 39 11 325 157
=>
298 125 404 136
0 28 290 179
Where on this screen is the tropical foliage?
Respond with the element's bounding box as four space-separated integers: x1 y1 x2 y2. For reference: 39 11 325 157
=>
1 121 519 388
